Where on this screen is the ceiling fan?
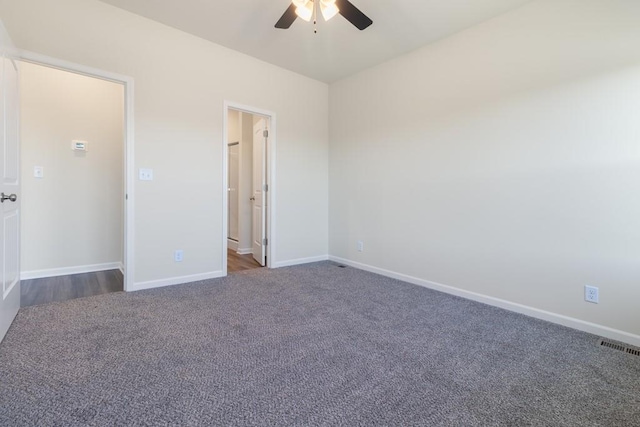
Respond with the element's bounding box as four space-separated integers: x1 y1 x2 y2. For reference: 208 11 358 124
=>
275 0 373 32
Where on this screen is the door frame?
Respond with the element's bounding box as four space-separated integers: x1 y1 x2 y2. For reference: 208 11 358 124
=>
222 101 276 275
18 50 135 291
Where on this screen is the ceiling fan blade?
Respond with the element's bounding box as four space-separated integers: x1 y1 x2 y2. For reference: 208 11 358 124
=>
336 0 373 30
275 3 298 29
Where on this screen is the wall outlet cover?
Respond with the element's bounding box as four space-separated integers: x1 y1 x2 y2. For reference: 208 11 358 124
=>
585 285 599 304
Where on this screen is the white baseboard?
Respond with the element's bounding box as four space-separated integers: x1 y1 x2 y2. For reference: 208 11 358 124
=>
228 241 251 255
21 262 122 280
273 255 329 268
131 271 225 292
118 263 125 275
329 256 640 348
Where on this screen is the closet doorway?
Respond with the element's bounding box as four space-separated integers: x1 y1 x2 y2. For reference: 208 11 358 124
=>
224 105 273 274
18 60 127 306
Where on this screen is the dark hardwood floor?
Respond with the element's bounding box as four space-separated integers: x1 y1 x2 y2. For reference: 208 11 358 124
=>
21 269 124 307
228 248 263 273
21 254 259 307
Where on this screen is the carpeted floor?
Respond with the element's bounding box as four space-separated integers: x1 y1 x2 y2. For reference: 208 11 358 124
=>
0 262 638 426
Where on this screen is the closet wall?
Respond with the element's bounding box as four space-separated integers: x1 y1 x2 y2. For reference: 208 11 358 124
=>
227 110 253 254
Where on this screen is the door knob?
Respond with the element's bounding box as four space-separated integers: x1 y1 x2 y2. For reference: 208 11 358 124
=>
0 193 17 203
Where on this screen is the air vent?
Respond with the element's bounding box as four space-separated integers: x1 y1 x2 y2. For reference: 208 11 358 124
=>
598 339 640 357
337 265 347 268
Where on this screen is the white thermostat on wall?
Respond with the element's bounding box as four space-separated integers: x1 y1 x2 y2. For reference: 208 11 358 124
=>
72 140 88 151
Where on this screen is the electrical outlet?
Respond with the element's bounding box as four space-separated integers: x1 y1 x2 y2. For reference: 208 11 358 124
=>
357 241 364 252
174 250 184 262
34 166 44 178
585 285 599 304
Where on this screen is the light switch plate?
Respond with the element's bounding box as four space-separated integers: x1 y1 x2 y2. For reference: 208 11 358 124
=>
139 168 153 181
34 166 44 178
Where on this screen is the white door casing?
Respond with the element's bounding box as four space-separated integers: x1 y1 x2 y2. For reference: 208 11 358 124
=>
0 53 20 343
252 118 267 266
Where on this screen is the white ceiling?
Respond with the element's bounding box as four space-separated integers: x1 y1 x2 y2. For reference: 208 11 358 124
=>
98 0 532 83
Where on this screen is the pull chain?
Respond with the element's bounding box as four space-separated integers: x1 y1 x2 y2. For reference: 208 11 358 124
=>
313 0 317 33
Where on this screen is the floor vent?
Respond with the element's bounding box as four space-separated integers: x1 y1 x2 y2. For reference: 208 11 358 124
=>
337 265 347 268
598 339 640 357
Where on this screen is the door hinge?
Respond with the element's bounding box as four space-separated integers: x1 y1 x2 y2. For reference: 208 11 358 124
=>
263 238 268 246
125 194 128 200
263 130 269 138
263 184 268 192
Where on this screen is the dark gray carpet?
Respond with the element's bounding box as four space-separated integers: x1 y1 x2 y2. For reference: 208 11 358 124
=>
0 262 638 426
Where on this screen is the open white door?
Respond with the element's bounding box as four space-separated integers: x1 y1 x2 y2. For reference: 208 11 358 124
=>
0 51 20 342
252 118 267 266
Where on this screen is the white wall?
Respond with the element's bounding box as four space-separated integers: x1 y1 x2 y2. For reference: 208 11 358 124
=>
20 62 124 276
227 145 239 243
227 109 240 144
227 109 240 242
0 0 329 286
329 0 640 342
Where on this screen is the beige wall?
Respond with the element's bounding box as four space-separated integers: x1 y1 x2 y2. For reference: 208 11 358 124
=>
20 61 124 275
0 19 10 47
329 0 640 340
0 0 329 285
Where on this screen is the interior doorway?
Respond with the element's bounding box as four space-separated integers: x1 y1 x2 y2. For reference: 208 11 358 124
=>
224 104 275 274
18 60 127 305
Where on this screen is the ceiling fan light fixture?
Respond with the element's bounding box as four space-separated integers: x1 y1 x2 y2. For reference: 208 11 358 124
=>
294 1 314 22
320 0 339 21
276 0 372 32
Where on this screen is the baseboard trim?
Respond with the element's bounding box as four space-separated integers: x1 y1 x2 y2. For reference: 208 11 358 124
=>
118 263 125 275
227 239 239 251
131 271 225 292
237 248 252 255
21 262 122 280
273 255 329 268
328 256 640 348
